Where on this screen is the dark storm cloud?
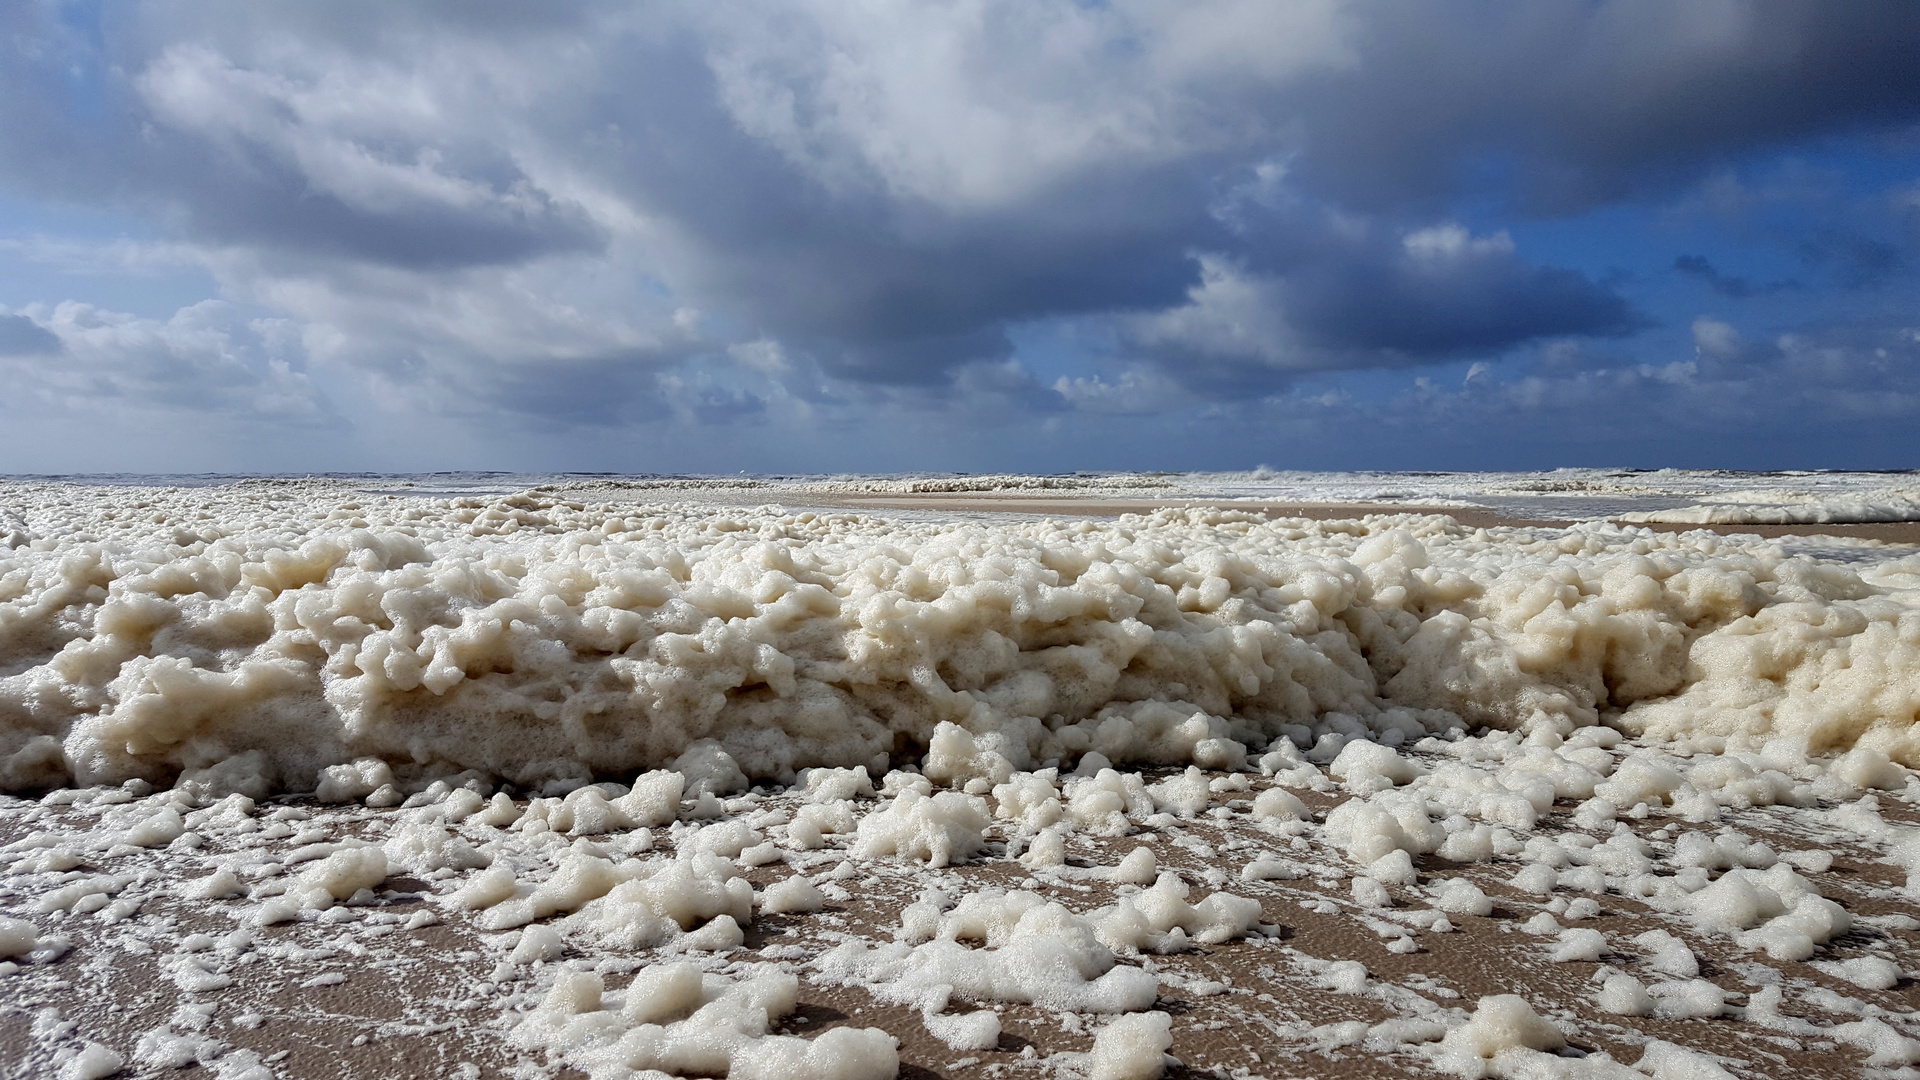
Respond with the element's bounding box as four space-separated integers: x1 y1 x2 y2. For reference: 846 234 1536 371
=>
1124 221 1644 396
1673 255 1800 299
569 46 1225 384
1288 239 1643 356
480 359 676 429
1127 313 1920 472
1 0 1918 443
1285 0 1920 213
145 148 607 272
1436 317 1920 462
819 328 1017 387
1795 231 1905 290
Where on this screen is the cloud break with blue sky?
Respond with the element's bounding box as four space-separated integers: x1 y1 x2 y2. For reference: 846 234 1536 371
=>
3 1 1919 473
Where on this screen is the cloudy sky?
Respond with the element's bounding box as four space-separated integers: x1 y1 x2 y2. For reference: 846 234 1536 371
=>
3 1 1919 474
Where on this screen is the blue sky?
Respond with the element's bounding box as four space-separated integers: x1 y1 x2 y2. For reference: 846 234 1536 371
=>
2 1 1918 474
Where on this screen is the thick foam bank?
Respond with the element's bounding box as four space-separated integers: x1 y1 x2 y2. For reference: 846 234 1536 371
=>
3 480 1920 798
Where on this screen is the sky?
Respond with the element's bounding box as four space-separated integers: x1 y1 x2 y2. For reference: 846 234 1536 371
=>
2 1 1920 475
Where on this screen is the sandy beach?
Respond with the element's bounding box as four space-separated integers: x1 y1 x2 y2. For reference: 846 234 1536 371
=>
3 480 1919 1080
6 0 1920 1074
6 749 1917 1080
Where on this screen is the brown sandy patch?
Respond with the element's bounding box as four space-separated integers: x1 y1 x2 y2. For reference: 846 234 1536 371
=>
6 755 1920 1080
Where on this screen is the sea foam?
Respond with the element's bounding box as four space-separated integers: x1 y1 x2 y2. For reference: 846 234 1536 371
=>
3 479 1917 797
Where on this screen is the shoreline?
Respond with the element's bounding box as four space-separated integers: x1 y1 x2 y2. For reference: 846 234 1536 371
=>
785 494 1920 546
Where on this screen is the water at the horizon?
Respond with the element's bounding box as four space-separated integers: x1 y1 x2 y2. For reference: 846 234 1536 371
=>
7 466 1920 521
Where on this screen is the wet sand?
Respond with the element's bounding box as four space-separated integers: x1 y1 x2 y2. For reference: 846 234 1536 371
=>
6 759 1915 1080
795 494 1920 546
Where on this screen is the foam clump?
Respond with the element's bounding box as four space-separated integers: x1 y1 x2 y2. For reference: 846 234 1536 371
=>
511 962 899 1080
852 789 991 867
1091 872 1264 953
1065 768 1154 835
759 875 825 915
1434 879 1493 918
1087 1010 1173 1080
993 769 1064 831
1631 930 1698 978
1548 928 1607 962
819 888 1160 1014
383 821 488 874
561 851 754 948
1634 1040 1738 1080
1681 865 1850 960
1596 973 1653 1016
59 1042 125 1080
1329 740 1423 794
1250 786 1310 823
0 915 41 957
316 759 396 804
1435 994 1566 1077
254 846 388 924
921 992 1001 1051
1812 956 1903 990
1109 846 1159 884
1647 979 1732 1020
1323 792 1443 865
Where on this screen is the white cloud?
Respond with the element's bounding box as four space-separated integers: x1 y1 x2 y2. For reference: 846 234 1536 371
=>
1691 316 1741 359
700 0 1351 209
1127 254 1298 366
1052 367 1187 414
138 45 500 217
728 339 790 374
1401 223 1514 262
0 300 333 421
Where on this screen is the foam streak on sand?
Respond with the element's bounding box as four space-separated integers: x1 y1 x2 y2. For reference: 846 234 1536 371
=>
3 479 1920 1080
